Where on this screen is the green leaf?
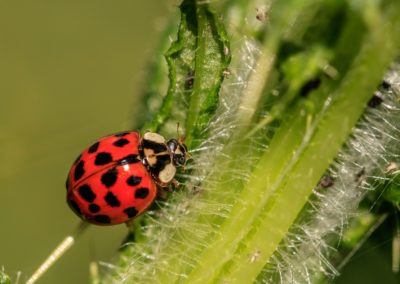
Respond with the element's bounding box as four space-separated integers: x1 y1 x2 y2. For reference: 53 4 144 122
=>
184 2 230 148
142 1 197 133
144 0 230 146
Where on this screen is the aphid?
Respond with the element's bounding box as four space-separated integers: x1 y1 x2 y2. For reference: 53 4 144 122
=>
355 167 366 186
368 90 384 108
249 250 261 263
299 77 321 97
368 80 392 108
66 131 188 225
222 68 231 79
185 69 195 89
256 7 268 22
318 174 335 188
380 80 391 91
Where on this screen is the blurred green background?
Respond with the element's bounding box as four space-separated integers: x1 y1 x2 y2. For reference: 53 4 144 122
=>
0 1 174 283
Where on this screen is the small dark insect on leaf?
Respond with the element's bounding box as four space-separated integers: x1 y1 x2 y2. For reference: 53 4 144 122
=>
380 79 391 91
355 168 366 185
222 68 231 79
185 69 195 89
318 175 335 188
368 90 384 108
368 80 392 108
256 7 268 22
300 77 321 97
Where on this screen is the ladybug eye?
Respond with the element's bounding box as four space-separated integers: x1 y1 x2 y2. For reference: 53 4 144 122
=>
172 154 186 166
178 156 186 165
167 139 178 152
167 139 188 167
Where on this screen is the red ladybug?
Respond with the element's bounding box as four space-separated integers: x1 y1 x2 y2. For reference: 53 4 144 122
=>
66 131 188 225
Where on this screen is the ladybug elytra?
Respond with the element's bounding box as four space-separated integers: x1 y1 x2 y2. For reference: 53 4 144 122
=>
66 131 188 225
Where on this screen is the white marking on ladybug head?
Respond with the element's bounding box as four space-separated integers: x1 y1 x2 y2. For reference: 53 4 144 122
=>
159 163 176 184
143 132 166 144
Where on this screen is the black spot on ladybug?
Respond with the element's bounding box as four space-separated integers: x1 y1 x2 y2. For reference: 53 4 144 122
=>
115 132 130 137
135 187 149 199
127 175 142 186
142 139 168 153
74 160 85 181
105 192 121 207
89 203 100 213
78 184 96 202
95 152 113 165
123 206 138 218
73 154 82 165
151 154 172 175
88 141 100 154
113 138 130 147
93 215 111 224
101 167 118 188
68 199 82 216
117 154 140 165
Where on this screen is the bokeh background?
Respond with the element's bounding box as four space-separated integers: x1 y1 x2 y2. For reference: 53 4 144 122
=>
0 1 398 284
0 1 175 283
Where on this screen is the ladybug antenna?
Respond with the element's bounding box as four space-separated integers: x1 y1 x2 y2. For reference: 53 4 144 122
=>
26 221 89 284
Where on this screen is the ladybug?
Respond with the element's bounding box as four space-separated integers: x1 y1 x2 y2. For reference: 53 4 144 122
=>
66 131 188 225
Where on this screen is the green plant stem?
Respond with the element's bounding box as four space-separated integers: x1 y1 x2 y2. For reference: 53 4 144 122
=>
188 3 400 283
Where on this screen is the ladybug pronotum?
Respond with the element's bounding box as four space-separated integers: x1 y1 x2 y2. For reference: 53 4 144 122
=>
66 131 188 225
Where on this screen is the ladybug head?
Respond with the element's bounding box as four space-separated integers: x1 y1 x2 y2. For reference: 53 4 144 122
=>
167 138 188 167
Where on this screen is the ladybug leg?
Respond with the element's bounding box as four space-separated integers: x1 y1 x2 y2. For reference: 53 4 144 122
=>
124 220 136 234
182 152 192 172
120 220 139 251
157 179 180 190
171 178 181 188
157 180 180 199
157 186 170 199
119 230 135 251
